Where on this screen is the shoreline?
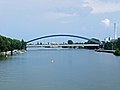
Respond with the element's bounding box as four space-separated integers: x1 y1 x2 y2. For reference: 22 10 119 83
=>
0 48 117 57
0 49 26 57
95 49 115 54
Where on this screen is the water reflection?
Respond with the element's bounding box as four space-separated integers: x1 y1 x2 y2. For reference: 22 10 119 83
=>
0 56 12 61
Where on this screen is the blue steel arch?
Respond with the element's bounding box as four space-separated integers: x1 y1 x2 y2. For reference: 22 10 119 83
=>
26 34 99 44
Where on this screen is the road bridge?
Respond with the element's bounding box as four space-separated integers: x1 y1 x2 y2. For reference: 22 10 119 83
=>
26 34 100 49
27 44 99 48
26 34 100 44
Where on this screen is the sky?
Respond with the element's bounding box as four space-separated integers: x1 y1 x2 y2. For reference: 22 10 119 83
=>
0 0 120 42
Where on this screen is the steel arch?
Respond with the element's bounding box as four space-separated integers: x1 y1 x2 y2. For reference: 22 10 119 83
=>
26 34 99 44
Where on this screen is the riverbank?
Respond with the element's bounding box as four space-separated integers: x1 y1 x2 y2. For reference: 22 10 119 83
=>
0 50 26 57
95 49 115 53
95 48 120 56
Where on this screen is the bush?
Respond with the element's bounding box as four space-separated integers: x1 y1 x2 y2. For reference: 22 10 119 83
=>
114 49 120 56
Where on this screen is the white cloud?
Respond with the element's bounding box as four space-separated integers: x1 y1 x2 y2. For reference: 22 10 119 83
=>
43 12 79 20
82 0 120 14
101 18 111 27
38 0 82 9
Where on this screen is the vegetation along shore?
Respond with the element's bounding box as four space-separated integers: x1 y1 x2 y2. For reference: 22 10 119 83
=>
1 34 120 56
0 35 26 57
101 38 120 56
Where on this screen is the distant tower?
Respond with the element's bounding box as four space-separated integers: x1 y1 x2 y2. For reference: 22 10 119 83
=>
114 23 117 39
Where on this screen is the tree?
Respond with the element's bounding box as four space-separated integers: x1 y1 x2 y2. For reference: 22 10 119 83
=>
116 38 120 49
0 35 26 53
114 49 120 56
21 39 26 50
104 42 113 50
68 40 73 44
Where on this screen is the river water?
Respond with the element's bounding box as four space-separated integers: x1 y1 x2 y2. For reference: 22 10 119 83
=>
0 48 120 90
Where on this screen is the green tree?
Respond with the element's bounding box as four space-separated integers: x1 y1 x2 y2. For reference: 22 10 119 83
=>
0 35 26 53
21 39 26 50
116 38 120 49
104 42 113 50
114 49 120 56
68 40 73 44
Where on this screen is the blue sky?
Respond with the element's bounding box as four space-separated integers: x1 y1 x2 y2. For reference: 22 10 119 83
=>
0 0 120 41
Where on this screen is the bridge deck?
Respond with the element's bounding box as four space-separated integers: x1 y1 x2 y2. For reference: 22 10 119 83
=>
27 44 99 47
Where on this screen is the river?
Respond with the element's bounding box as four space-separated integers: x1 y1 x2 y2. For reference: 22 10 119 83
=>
0 48 120 90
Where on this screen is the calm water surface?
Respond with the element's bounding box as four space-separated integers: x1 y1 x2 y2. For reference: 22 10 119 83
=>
0 48 120 90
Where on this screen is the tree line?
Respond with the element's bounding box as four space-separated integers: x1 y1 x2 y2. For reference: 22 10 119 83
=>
0 35 26 52
103 38 120 56
103 38 120 50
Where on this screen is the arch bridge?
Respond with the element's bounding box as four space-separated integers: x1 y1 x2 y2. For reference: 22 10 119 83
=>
26 34 100 44
26 34 100 49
